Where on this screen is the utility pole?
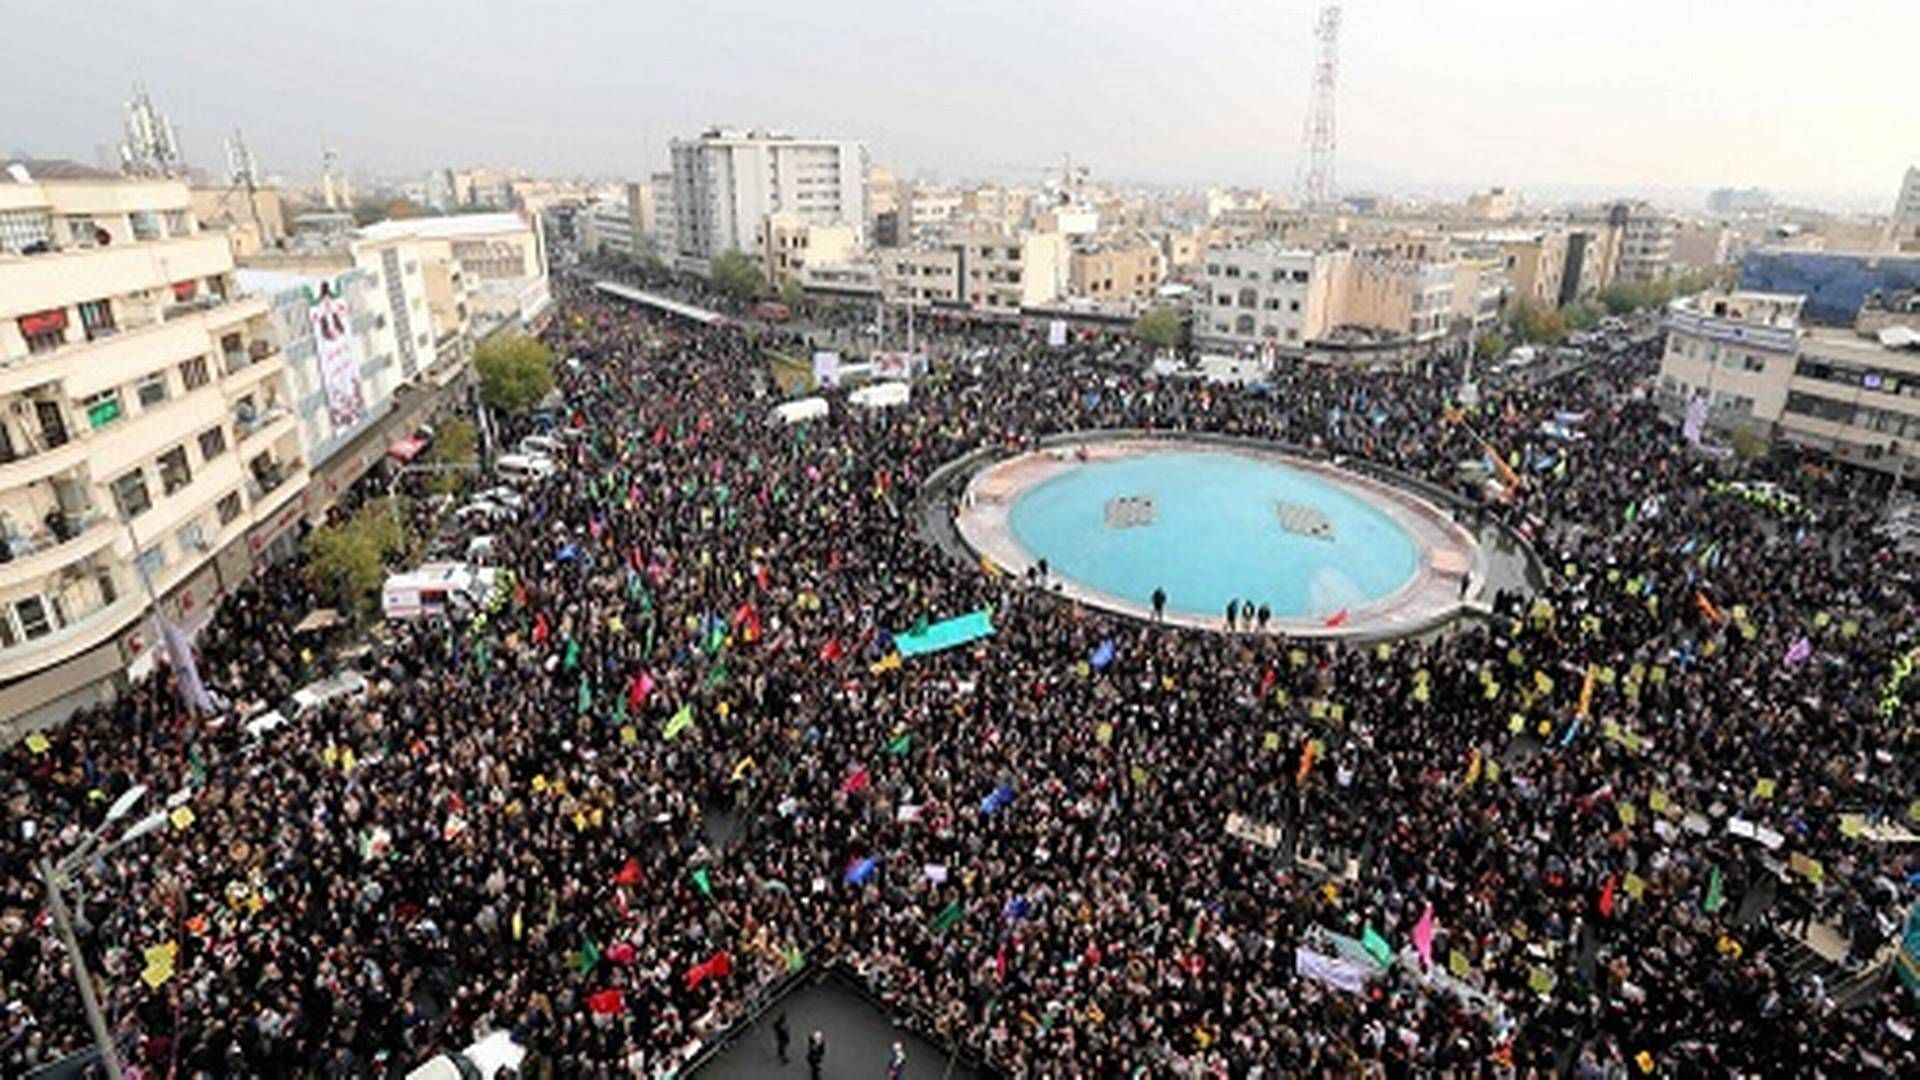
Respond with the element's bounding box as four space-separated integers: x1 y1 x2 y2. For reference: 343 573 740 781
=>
39 858 124 1079
1296 4 1342 210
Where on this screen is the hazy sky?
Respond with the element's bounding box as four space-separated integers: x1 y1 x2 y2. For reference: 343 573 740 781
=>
5 0 1914 209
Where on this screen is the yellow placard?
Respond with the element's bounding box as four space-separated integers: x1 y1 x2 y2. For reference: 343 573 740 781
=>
169 806 195 831
25 732 51 754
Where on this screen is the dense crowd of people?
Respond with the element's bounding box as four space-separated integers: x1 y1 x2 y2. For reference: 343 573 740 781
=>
4 274 1916 1077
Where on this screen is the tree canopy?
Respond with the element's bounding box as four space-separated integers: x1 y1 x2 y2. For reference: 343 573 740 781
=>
1133 306 1182 350
475 333 556 414
710 250 764 304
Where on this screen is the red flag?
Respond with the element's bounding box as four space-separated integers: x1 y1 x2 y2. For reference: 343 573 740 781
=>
612 857 642 886
652 424 668 446
608 941 637 965
627 672 655 710
1323 608 1350 628
733 602 761 644
755 564 770 591
1259 668 1277 698
995 943 1008 982
842 767 871 796
820 638 845 663
532 612 551 645
1598 875 1617 919
685 949 733 990
586 989 626 1015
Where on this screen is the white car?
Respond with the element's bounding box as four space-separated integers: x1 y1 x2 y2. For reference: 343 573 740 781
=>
518 434 563 458
495 452 558 484
474 486 525 513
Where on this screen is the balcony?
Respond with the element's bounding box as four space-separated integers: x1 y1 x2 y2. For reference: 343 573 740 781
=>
0 232 235 334
2 296 270 399
0 508 114 586
0 584 144 685
0 425 87 489
234 402 294 447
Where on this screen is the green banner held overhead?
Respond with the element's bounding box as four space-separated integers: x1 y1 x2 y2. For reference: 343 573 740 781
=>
894 609 996 658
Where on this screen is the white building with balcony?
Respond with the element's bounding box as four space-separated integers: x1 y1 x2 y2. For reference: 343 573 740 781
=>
670 128 869 268
0 160 306 731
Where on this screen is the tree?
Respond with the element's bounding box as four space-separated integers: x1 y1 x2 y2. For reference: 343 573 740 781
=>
305 500 412 620
1509 300 1567 344
710 249 764 304
1133 306 1182 350
474 333 556 414
1561 300 1603 331
1475 332 1507 361
779 274 805 309
421 418 478 496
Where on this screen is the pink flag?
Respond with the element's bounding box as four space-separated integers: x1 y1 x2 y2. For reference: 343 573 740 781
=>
842 766 871 796
1782 635 1812 668
1411 904 1436 967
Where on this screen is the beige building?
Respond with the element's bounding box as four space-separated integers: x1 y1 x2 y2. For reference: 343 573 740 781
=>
759 213 859 285
955 230 1065 313
1330 256 1457 344
1197 243 1343 350
1159 228 1209 279
1657 290 1806 436
189 184 287 258
1456 229 1566 308
357 212 551 344
882 247 962 306
1659 288 1920 477
1612 201 1677 283
0 161 306 729
1068 237 1164 302
1463 187 1521 221
1671 220 1734 273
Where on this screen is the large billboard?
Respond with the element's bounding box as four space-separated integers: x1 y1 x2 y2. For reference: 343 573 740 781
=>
309 280 366 429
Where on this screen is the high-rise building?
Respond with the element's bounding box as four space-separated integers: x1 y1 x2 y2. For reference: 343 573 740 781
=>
0 160 306 727
1890 166 1920 252
669 128 869 266
1612 201 1678 283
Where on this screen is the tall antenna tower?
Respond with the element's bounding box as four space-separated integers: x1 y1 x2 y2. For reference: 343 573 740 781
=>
119 83 183 178
224 129 259 187
1296 3 1341 209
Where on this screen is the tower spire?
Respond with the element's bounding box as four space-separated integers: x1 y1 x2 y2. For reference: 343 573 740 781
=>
1296 3 1341 209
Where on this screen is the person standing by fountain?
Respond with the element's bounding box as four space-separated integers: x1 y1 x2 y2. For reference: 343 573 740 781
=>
1152 587 1167 621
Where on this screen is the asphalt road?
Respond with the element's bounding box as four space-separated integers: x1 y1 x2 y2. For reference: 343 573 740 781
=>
692 978 978 1080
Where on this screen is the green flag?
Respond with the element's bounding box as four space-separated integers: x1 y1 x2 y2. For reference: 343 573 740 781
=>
706 663 729 688
886 732 913 755
782 943 805 972
663 705 694 741
691 867 713 898
931 901 965 933
564 638 580 671
576 679 593 716
1703 865 1726 913
1362 925 1393 968
578 935 601 975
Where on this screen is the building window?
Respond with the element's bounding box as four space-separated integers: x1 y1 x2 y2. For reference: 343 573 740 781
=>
216 491 243 524
1290 299 1301 313
83 390 123 430
137 545 166 580
0 609 15 649
198 426 227 461
181 355 210 390
18 308 67 354
136 373 170 409
164 210 189 237
176 518 206 555
78 299 116 341
15 597 54 640
66 216 103 247
0 208 52 254
111 469 152 518
157 446 192 494
130 211 161 241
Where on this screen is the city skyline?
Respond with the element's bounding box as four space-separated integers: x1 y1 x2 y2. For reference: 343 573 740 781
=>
5 0 1915 212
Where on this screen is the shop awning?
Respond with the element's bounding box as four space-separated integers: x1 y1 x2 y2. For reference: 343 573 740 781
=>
388 435 428 462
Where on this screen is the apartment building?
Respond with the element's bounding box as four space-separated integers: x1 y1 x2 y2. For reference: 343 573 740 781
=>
881 247 962 307
1068 236 1164 302
1890 166 1920 253
759 213 858 285
1197 243 1342 350
1657 290 1805 435
1333 256 1458 344
0 160 306 726
670 128 869 264
1455 229 1565 309
954 230 1066 314
357 212 552 344
581 182 658 262
1659 287 1920 476
1613 201 1678 283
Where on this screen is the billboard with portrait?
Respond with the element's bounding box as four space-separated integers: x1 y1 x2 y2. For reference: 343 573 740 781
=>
309 280 367 428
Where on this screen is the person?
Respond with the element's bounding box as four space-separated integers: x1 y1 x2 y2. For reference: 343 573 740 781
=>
1256 602 1271 630
887 1040 906 1079
774 1013 791 1065
1151 586 1166 621
807 1031 826 1080
1224 598 1238 630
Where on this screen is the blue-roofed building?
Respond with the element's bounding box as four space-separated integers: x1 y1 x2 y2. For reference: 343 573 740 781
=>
1738 248 1920 325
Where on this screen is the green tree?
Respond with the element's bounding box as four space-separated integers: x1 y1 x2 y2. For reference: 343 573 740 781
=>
1561 300 1603 331
1509 300 1567 344
474 333 556 414
779 274 804 309
710 249 764 304
1475 332 1507 361
422 418 478 496
305 499 412 620
1133 306 1182 349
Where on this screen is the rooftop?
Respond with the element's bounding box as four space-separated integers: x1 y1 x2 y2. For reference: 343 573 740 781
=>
1 158 120 184
357 211 528 242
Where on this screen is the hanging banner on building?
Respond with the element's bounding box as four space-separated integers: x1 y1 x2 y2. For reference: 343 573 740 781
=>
1047 319 1069 348
310 280 367 428
1683 395 1708 445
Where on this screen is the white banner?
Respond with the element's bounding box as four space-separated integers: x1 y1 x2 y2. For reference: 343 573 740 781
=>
811 350 842 389
310 281 367 428
1294 946 1369 994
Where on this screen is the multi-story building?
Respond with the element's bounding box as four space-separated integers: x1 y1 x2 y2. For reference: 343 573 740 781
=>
1158 227 1209 280
581 182 658 262
1706 188 1773 216
1332 256 1457 345
1197 243 1342 350
881 247 962 307
1657 290 1805 436
0 160 306 727
670 128 869 265
1068 236 1164 302
1613 201 1678 283
357 212 552 343
899 186 961 243
189 184 287 258
1658 287 1920 478
953 230 1066 314
1463 187 1521 221
1455 228 1566 308
1559 220 1622 305
1450 257 1506 334
1671 220 1735 274
759 213 858 285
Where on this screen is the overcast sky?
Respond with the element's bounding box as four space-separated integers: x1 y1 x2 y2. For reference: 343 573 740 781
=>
5 0 1913 210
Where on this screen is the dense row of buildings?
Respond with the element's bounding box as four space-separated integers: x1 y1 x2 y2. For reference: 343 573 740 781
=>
0 158 549 730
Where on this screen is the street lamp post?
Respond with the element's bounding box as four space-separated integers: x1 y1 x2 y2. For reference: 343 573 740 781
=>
38 784 169 1080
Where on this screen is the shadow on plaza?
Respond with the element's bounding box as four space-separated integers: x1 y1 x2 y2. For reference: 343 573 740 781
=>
690 973 981 1080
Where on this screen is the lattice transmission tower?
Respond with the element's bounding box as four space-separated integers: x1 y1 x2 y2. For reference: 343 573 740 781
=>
1296 3 1341 209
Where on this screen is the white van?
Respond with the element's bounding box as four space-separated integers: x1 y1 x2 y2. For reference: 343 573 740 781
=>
406 1030 526 1080
495 453 557 485
381 563 499 621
